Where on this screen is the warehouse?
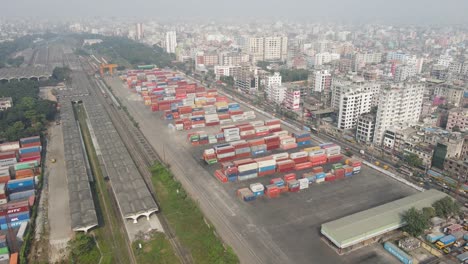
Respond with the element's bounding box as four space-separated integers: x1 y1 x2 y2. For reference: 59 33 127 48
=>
321 189 448 249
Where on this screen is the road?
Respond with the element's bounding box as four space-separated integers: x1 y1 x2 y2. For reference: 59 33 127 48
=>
46 123 72 262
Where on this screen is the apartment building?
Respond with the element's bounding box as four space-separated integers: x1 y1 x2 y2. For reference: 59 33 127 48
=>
356 113 376 143
310 70 332 93
447 108 468 132
245 36 288 62
373 82 425 145
165 31 177 53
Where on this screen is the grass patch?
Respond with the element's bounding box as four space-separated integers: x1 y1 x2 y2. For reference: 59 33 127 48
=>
133 231 179 264
150 163 239 264
75 104 131 264
68 233 101 264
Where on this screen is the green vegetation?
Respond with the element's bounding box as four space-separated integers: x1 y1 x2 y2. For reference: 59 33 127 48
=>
68 234 101 264
39 66 72 86
75 104 132 264
402 197 460 237
432 196 460 218
279 69 309 82
84 36 175 68
0 35 36 68
220 76 234 86
402 207 430 237
6 56 24 67
404 153 423 168
133 231 179 264
0 80 57 141
150 163 239 264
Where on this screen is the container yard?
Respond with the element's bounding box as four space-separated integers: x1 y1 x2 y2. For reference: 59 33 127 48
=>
106 70 420 264
0 135 42 263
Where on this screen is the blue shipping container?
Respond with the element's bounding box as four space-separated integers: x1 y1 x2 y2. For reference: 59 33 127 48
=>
345 172 353 177
297 141 311 146
20 136 40 144
8 185 34 194
315 173 326 179
228 176 237 182
238 170 258 177
305 176 316 183
258 165 276 172
18 146 41 155
253 191 263 197
383 242 413 264
0 219 28 230
9 190 35 201
7 178 35 190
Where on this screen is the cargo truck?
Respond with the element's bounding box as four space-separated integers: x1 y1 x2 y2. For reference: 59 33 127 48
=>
435 235 456 249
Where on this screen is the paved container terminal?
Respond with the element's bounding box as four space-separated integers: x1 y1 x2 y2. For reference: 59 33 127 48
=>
321 189 448 249
107 75 419 264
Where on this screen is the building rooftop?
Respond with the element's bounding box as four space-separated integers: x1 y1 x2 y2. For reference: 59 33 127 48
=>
321 189 448 249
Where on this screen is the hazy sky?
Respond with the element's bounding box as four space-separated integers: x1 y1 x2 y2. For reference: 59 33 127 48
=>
3 0 468 24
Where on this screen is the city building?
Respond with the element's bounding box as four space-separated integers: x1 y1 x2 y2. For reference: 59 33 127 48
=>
214 65 241 80
165 31 177 54
403 143 434 168
352 52 383 71
0 97 12 111
283 87 301 111
266 84 287 105
433 83 466 107
136 23 144 40
266 72 282 88
314 52 340 66
310 69 332 93
356 113 376 143
373 82 425 145
218 52 250 66
245 36 288 62
332 76 381 109
195 51 219 67
234 65 259 94
443 158 468 179
394 64 417 81
446 108 468 132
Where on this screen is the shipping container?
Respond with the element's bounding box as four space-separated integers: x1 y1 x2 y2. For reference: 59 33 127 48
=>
383 242 413 264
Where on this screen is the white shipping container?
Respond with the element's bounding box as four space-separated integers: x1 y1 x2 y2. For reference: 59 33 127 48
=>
249 120 264 127
204 149 215 155
205 114 218 119
309 149 326 156
192 124 206 128
316 178 325 184
209 138 218 144
326 149 341 157
257 159 276 167
273 131 288 137
0 142 19 152
175 124 184 131
225 135 241 142
271 153 289 160
281 138 296 145
0 199 7 205
244 111 255 116
164 96 176 101
217 152 236 159
255 126 269 133
238 163 258 172
250 183 265 192
244 115 256 120
290 151 308 159
220 119 233 124
268 124 281 130
0 158 17 167
353 166 361 171
0 184 4 194
224 128 240 133
240 130 255 136
230 140 247 145
298 178 309 189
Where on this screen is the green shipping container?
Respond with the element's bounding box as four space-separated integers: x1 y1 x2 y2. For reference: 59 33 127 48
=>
14 161 38 171
0 247 9 255
332 163 343 170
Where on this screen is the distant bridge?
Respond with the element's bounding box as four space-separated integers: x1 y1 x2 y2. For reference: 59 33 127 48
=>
0 66 52 82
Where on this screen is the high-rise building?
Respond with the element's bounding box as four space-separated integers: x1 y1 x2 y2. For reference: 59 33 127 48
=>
373 82 425 145
266 72 282 88
333 86 373 130
266 84 287 105
446 108 468 132
332 76 381 109
136 23 144 40
283 88 301 111
310 70 332 93
356 113 376 143
165 31 177 54
245 36 288 63
234 66 259 94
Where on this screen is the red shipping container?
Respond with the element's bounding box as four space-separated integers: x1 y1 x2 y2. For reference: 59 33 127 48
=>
283 173 296 182
0 175 9 184
266 144 280 151
217 156 236 163
20 156 40 163
214 170 228 183
232 142 250 149
312 167 324 173
269 127 282 133
265 185 280 198
206 121 220 127
310 160 327 166
258 170 276 177
235 152 251 159
295 137 312 143
218 114 231 120
0 152 17 160
229 110 243 115
256 131 270 137
334 168 345 179
265 119 281 126
292 157 309 164
249 139 265 146
325 174 336 182
233 159 254 167
239 125 254 131
278 186 288 193
327 155 343 163
216 146 235 154
199 140 209 145
295 162 313 171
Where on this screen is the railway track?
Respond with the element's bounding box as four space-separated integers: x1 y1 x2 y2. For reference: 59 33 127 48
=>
81 58 192 264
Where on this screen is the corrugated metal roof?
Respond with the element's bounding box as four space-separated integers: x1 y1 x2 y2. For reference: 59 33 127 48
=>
321 189 448 249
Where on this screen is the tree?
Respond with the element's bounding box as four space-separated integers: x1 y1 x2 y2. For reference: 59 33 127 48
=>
220 76 234 86
452 125 461 132
345 149 353 157
52 67 71 82
402 207 430 237
405 153 423 168
432 197 460 219
422 207 436 219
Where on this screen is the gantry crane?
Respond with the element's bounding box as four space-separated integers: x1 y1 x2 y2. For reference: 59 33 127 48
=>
99 63 118 76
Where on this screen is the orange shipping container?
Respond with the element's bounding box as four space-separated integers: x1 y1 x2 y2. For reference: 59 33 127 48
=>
15 169 34 179
9 252 18 264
